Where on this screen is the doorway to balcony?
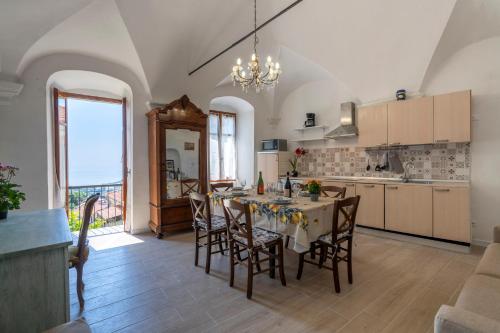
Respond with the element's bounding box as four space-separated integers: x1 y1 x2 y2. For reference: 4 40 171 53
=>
54 90 127 235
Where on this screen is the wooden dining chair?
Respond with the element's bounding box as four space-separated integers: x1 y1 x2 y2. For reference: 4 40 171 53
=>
285 185 346 249
181 178 200 196
211 182 234 192
69 193 99 309
222 199 286 299
297 195 360 293
321 185 347 199
189 192 227 274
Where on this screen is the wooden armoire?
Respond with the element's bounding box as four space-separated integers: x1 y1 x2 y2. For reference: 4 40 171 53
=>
146 95 207 238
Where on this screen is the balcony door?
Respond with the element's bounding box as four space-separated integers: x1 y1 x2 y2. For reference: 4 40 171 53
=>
53 89 128 232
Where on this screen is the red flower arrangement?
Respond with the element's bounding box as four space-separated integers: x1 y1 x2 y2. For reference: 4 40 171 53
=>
289 147 307 176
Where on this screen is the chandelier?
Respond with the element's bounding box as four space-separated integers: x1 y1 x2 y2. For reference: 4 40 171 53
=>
231 0 281 92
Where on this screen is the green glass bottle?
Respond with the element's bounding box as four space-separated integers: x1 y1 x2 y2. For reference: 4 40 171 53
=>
257 171 264 195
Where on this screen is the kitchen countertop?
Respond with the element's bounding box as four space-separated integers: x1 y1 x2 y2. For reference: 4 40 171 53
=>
0 208 72 259
281 176 470 187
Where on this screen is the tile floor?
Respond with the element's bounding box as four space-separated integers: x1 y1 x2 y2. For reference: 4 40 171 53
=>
69 230 483 333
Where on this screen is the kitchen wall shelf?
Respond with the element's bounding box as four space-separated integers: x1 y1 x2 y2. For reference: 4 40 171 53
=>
293 125 329 131
289 138 329 143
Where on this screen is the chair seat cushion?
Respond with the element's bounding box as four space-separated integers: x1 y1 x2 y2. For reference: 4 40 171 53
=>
233 227 282 249
455 274 500 322
474 243 500 278
318 225 351 245
68 245 89 268
195 215 226 231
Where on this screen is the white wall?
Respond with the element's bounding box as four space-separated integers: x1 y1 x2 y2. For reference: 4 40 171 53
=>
0 53 151 234
423 36 500 244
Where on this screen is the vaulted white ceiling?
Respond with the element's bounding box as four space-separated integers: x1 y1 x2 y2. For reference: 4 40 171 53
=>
1 0 500 105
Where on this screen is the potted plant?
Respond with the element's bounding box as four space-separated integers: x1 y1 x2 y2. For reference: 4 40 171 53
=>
0 164 26 220
307 179 321 202
289 147 306 177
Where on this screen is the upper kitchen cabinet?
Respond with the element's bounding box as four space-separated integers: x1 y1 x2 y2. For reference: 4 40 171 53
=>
357 104 388 147
387 96 434 146
433 90 471 143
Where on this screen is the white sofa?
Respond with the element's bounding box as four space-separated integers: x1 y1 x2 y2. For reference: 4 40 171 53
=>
435 227 500 333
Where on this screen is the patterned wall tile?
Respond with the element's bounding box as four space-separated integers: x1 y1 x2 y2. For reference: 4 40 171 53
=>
296 143 470 180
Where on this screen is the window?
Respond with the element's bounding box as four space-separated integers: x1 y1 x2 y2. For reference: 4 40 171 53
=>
209 111 236 180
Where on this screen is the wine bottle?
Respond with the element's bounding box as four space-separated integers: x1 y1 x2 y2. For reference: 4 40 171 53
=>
257 171 265 195
284 172 292 198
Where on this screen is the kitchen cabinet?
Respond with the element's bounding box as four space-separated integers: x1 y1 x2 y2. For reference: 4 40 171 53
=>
433 90 471 143
385 184 433 236
322 181 356 198
357 104 388 147
387 96 434 145
257 152 292 184
433 187 470 242
355 183 385 229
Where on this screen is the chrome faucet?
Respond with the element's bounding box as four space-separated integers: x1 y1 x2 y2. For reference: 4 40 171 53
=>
402 161 414 183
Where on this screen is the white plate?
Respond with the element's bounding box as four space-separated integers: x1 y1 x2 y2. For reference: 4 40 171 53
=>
269 197 293 205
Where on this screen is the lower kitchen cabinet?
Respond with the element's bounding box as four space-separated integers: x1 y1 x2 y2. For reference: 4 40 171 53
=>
322 181 356 198
433 187 470 243
355 183 385 229
385 184 433 237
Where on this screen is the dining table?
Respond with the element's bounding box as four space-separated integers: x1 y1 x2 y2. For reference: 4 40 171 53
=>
209 190 340 253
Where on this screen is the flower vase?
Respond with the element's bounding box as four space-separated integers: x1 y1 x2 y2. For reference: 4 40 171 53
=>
0 210 7 220
310 193 319 202
291 170 298 177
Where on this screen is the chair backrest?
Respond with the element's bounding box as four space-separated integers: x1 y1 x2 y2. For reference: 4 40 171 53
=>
77 194 100 257
321 185 347 199
330 195 360 243
211 182 234 192
222 199 253 249
189 192 213 229
181 178 200 196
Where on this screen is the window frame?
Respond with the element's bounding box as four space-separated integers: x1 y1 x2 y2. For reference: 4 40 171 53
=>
209 110 237 181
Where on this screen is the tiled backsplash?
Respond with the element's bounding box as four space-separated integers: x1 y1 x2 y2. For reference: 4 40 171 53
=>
296 143 470 180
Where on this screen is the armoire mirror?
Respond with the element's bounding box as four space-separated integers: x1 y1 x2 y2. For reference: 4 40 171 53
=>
147 95 207 238
164 128 200 199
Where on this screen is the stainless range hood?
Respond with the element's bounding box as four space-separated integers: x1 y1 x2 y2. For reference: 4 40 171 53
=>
324 102 358 139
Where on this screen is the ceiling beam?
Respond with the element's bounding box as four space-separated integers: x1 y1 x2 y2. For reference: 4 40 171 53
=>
188 0 304 76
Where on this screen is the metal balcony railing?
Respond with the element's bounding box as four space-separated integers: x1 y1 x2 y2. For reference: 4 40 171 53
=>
68 183 123 231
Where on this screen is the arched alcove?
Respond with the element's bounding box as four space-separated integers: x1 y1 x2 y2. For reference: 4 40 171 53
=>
209 96 255 185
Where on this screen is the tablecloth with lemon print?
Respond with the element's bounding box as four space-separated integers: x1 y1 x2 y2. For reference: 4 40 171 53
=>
209 191 338 253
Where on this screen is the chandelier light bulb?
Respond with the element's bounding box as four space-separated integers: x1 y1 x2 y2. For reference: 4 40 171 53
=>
251 53 256 61
275 62 280 69
241 71 246 78
267 56 272 63
237 58 242 65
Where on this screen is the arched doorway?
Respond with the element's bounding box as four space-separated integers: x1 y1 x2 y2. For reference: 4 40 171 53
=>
47 70 133 233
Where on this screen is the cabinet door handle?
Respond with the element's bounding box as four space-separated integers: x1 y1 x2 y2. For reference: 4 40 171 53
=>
386 186 398 190
389 142 401 146
434 188 450 192
364 184 375 188
435 139 449 143
346 184 355 187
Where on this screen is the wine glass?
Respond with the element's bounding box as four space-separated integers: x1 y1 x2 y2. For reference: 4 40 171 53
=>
292 183 302 198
